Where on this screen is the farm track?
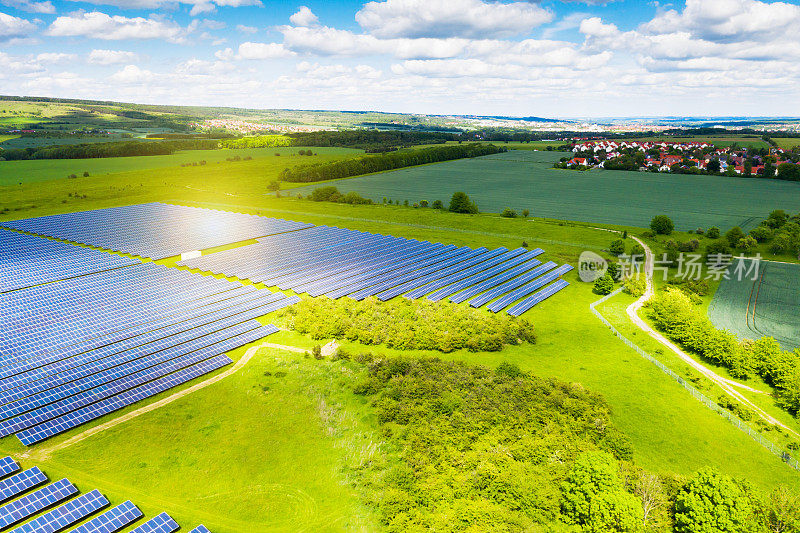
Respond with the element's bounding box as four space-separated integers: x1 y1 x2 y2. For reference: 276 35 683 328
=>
626 236 800 439
22 341 307 460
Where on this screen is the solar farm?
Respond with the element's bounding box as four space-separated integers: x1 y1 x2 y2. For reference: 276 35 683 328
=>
0 201 575 529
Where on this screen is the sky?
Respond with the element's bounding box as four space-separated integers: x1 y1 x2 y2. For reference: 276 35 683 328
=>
1 0 800 118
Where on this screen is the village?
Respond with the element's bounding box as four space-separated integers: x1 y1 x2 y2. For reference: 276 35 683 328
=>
560 139 800 180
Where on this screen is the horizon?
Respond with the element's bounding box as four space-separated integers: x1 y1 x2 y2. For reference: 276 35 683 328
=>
2 0 800 117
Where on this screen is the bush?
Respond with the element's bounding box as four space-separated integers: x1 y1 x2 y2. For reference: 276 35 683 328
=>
280 296 535 352
725 226 746 246
449 191 479 214
501 207 517 218
706 226 721 239
749 226 773 243
623 274 647 297
609 239 626 256
432 199 444 209
675 469 755 533
522 209 530 217
593 274 615 295
650 215 674 235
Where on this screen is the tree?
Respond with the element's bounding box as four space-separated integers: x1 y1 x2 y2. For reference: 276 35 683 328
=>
432 199 444 209
749 226 773 243
777 163 800 181
765 486 800 533
593 273 615 295
707 226 721 239
737 235 758 251
726 226 746 246
763 161 776 178
449 191 478 214
522 209 530 218
650 215 674 235
707 159 721 173
501 207 517 218
675 468 755 533
561 451 644 532
609 239 626 256
766 210 789 229
267 180 281 192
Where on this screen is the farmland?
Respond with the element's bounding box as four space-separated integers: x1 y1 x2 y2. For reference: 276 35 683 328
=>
0 146 361 186
290 149 800 230
709 258 800 351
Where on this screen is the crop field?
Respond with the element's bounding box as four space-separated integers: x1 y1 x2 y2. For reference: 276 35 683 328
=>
0 133 142 150
290 150 800 231
0 146 361 186
629 135 771 148
774 137 800 149
709 258 800 351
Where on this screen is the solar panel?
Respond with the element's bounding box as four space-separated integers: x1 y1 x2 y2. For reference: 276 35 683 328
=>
0 468 48 502
188 526 211 533
69 500 143 533
0 457 20 480
0 479 78 528
127 512 179 533
7 489 108 533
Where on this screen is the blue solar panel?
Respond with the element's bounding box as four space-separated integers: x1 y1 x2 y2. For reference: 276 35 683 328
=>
188 526 211 533
0 457 20 480
69 500 143 533
506 280 570 317
127 512 179 533
0 479 77 528
0 468 48 502
7 489 108 533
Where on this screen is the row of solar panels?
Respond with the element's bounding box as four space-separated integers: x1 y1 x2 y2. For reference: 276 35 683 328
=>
178 225 572 316
0 203 312 260
0 230 139 293
0 456 208 533
0 264 295 445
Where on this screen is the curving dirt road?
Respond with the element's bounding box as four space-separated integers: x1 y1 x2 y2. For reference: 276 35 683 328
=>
625 234 799 438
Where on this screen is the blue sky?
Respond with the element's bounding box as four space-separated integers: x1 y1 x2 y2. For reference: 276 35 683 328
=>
1 0 799 117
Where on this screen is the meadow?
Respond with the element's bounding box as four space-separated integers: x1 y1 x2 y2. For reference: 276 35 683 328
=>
629 135 771 148
709 258 800 351
0 146 361 186
290 150 800 231
774 137 800 149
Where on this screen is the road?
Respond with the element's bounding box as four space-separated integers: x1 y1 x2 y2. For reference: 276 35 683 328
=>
625 234 799 438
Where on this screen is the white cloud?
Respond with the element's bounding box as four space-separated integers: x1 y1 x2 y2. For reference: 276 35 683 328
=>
236 41 296 59
236 24 257 33
0 11 35 40
47 12 185 42
110 64 153 83
355 0 553 38
63 0 263 12
88 49 140 65
36 52 77 63
0 0 54 14
289 6 318 27
176 58 235 75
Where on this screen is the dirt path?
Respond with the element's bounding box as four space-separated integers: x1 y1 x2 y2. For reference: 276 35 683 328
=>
24 342 308 460
625 235 800 438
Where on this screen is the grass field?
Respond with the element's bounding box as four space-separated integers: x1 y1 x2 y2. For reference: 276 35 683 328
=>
774 137 800 149
630 135 771 148
709 258 800 351
0 146 361 186
290 150 800 231
0 134 142 150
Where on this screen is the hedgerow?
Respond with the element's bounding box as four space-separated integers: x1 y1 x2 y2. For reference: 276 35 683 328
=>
280 296 535 352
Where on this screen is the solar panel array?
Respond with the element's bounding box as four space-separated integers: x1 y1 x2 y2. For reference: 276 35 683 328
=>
0 203 312 260
0 230 138 293
178 225 572 316
0 457 209 533
0 263 296 445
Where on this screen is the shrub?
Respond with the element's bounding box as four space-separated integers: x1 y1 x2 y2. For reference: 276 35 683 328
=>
522 209 529 217
725 226 745 246
501 207 517 218
674 469 755 533
749 226 773 243
609 239 626 256
280 296 535 353
650 215 674 235
432 199 444 209
82 171 89 177
706 226 721 239
593 274 615 295
623 274 647 297
449 191 479 214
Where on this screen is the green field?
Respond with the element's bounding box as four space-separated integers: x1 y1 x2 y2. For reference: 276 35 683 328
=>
0 146 361 186
290 150 800 231
774 137 800 149
709 258 800 351
0 133 142 150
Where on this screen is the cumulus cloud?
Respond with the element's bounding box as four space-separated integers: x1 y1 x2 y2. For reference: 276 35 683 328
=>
36 52 77 63
236 41 296 59
0 11 35 40
289 6 318 27
64 0 262 14
88 49 140 65
47 12 185 42
355 0 553 38
110 64 153 83
0 0 54 14
236 24 257 33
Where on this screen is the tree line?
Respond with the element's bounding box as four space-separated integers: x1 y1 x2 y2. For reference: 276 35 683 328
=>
286 130 457 151
0 139 219 160
280 143 505 183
